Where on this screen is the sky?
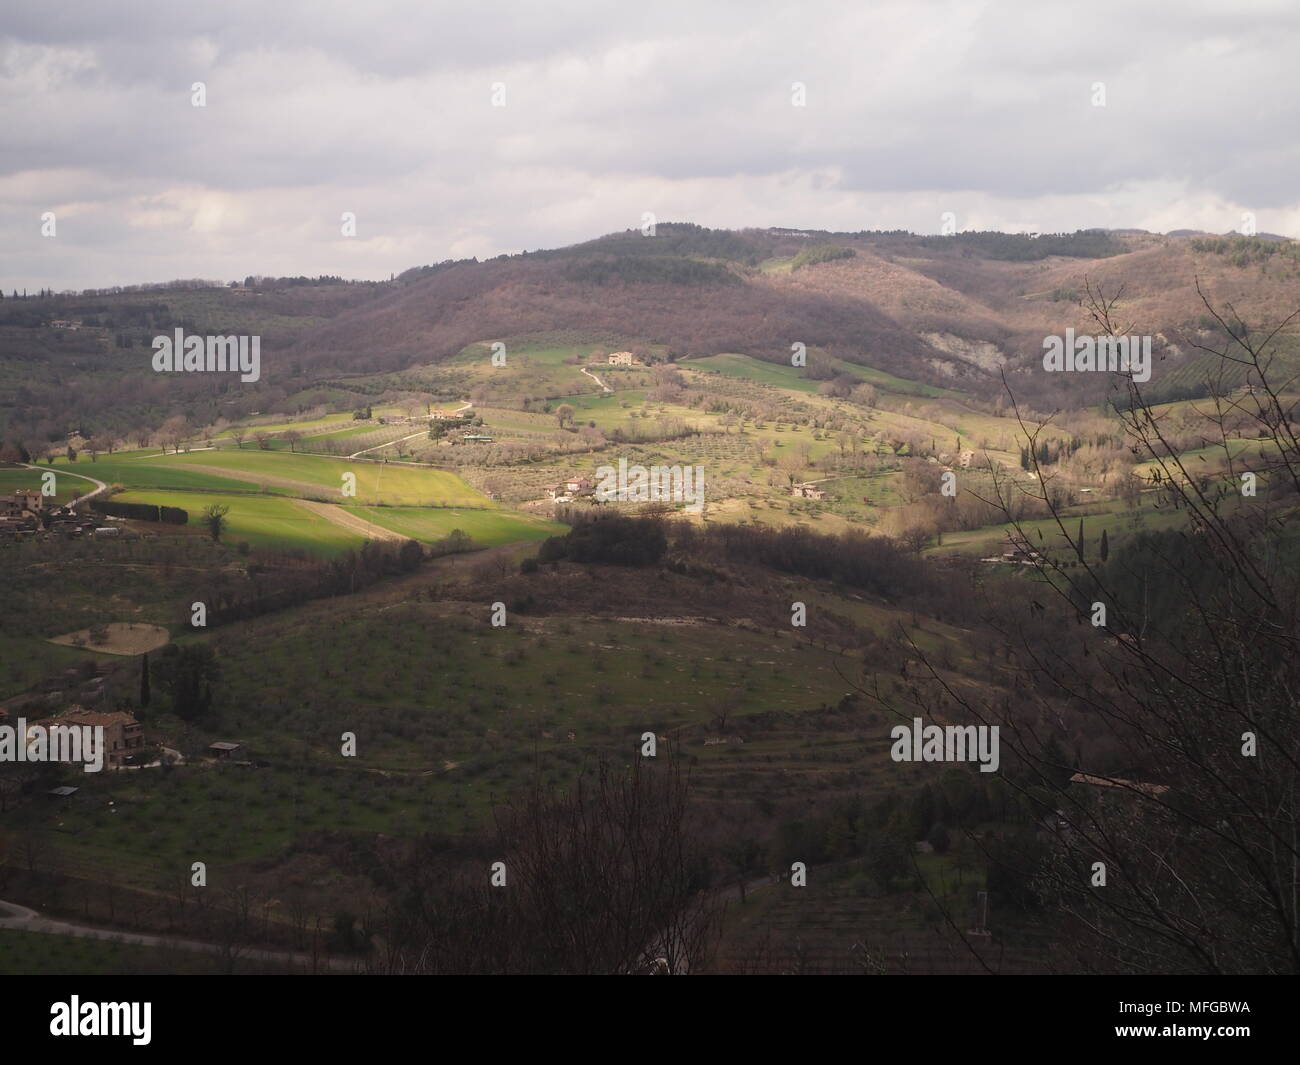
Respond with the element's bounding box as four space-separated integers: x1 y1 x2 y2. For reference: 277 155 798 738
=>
3 0 1299 291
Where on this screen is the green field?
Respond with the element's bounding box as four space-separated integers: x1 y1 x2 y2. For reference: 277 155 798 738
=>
113 490 362 554
210 405 405 439
35 442 555 556
683 352 957 401
0 929 300 975
448 341 597 395
344 506 563 544
3 598 868 881
684 353 822 392
0 466 78 503
45 457 260 493
0 632 105 699
925 492 1190 558
154 450 485 505
831 359 959 399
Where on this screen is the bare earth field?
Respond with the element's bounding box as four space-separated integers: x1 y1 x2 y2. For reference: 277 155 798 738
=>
49 622 171 655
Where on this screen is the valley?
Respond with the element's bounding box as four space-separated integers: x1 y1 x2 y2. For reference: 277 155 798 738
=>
2 224 1297 975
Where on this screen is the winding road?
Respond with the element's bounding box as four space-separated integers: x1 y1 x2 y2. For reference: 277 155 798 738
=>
349 401 474 458
20 463 108 509
581 366 612 393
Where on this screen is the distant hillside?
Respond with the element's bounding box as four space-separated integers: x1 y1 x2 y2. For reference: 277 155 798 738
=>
4 223 1300 445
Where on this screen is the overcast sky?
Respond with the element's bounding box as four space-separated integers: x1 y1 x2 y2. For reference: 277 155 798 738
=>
3 0 1298 291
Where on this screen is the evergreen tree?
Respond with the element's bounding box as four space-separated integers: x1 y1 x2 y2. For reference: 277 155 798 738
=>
139 653 150 708
158 644 219 721
1100 528 1110 562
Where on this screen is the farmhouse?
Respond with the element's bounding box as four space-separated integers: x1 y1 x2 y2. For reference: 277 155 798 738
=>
607 352 638 366
543 475 596 501
980 547 1045 566
63 709 145 768
0 490 43 518
461 434 494 443
28 708 146 769
790 482 828 500
208 741 244 760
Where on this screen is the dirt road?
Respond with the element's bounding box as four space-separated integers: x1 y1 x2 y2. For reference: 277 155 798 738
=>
20 463 108 508
349 401 474 457
0 898 357 972
294 499 405 541
581 366 612 392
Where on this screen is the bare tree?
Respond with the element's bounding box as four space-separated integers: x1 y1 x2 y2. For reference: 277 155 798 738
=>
379 759 723 974
879 280 1300 974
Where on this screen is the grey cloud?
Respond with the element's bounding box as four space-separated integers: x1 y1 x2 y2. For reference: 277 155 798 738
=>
2 0 1298 290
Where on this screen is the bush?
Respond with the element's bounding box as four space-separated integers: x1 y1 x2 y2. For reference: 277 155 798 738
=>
538 515 668 567
93 500 160 522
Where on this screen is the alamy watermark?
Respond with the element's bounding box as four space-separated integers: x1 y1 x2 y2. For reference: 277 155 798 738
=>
152 329 261 382
890 717 1000 773
595 457 705 514
50 997 151 1045
1042 328 1151 383
0 718 104 772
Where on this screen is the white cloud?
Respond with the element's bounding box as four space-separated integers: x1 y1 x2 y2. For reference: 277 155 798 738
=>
3 0 1299 289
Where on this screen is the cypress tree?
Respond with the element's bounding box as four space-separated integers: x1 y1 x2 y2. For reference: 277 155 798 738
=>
140 653 150 708
1100 528 1110 562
